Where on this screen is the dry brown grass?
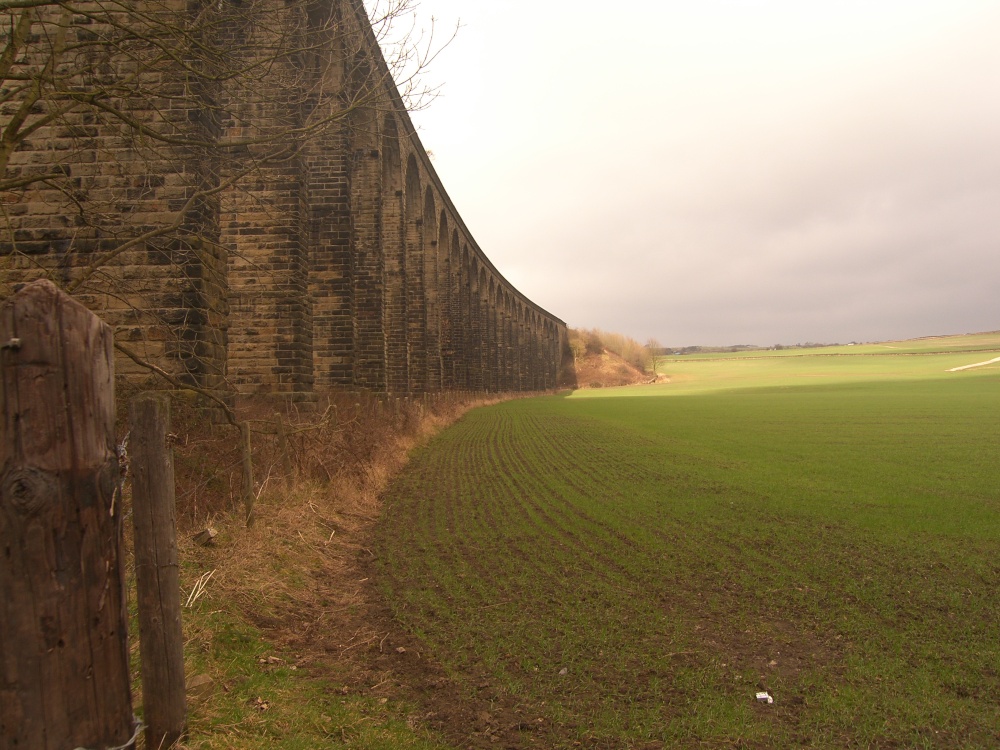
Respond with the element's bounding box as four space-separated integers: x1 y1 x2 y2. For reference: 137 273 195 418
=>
135 391 518 737
170 394 480 581
572 348 655 389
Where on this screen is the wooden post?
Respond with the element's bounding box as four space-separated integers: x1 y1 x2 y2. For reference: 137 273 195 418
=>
129 393 186 749
239 421 255 527
0 279 134 749
275 414 292 478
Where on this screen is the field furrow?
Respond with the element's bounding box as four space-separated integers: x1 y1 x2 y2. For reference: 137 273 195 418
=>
375 349 1000 749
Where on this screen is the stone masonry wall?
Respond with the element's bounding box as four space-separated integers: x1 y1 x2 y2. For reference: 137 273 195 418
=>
0 0 573 395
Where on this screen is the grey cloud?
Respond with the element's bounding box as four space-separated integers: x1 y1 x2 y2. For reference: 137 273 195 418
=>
412 2 1000 346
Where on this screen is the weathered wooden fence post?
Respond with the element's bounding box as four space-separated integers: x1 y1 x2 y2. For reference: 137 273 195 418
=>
129 393 186 749
239 421 255 527
275 413 292 477
0 279 134 749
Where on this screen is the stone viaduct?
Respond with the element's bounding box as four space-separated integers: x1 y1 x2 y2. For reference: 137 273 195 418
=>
0 0 574 397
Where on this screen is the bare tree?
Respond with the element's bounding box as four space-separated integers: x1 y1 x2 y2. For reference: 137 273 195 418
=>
1 0 449 346
645 337 661 374
0 0 452 521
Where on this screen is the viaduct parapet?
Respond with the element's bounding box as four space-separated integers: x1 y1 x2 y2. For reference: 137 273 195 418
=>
0 0 574 396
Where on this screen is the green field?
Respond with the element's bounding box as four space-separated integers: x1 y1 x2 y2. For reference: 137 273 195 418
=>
662 331 1000 361
375 334 1000 748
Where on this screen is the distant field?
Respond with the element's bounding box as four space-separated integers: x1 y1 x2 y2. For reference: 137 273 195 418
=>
662 331 1000 361
642 332 1000 397
375 335 1000 748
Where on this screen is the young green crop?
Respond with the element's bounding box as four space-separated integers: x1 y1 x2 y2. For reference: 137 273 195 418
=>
376 345 1000 748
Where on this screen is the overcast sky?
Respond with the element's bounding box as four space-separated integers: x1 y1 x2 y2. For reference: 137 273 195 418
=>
392 1 999 347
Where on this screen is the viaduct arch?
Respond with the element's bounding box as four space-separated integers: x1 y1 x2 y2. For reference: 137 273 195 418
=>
0 0 573 396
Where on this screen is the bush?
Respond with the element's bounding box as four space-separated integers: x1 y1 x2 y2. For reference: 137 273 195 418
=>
568 327 652 372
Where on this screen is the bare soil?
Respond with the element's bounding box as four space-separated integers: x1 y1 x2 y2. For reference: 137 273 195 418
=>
572 349 659 389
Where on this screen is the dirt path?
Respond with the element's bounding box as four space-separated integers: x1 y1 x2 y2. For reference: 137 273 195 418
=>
947 356 1000 372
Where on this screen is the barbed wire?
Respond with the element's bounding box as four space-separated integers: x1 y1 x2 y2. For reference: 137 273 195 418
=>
73 718 144 750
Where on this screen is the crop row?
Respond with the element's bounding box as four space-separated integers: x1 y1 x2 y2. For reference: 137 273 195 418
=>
375 373 1000 747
